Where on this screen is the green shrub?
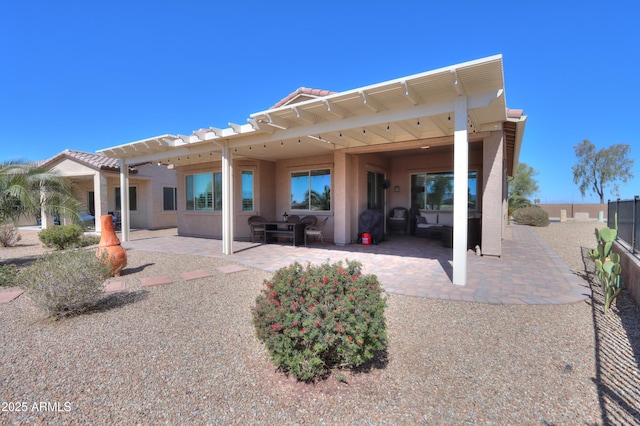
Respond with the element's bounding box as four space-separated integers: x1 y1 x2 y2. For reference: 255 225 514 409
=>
512 205 549 227
0 264 19 287
252 260 387 381
0 223 21 247
22 250 111 317
79 235 100 247
38 224 84 250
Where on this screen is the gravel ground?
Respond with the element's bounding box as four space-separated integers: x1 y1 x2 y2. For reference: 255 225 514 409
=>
0 223 638 425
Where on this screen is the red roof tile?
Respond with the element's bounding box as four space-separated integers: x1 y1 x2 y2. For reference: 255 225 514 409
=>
269 87 337 110
39 149 137 172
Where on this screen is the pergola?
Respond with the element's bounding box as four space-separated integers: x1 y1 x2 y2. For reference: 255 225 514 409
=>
99 54 526 285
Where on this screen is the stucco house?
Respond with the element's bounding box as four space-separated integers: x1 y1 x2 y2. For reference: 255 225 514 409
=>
98 55 526 285
34 149 177 232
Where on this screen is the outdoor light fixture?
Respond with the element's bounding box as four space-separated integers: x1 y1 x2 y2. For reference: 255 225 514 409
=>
394 185 400 192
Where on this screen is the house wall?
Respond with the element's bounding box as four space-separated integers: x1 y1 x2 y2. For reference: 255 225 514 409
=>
388 143 483 211
175 159 275 238
136 163 178 229
275 154 335 241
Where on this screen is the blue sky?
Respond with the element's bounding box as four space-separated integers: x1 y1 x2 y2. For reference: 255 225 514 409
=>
1 1 637 203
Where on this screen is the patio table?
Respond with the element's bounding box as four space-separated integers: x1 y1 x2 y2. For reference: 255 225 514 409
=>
262 221 306 246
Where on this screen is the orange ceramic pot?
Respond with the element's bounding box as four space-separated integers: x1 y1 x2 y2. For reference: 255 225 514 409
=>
96 214 127 277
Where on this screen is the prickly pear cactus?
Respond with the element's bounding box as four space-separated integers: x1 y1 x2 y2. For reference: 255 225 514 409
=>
588 214 623 314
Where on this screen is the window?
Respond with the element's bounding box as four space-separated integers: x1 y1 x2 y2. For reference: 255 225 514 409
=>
411 171 477 211
241 170 254 211
115 187 137 211
291 169 331 211
186 173 222 211
163 187 177 211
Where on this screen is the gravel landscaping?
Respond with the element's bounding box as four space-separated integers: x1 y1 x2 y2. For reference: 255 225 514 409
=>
1 223 639 424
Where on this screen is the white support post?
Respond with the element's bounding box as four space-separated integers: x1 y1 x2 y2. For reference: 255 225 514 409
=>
453 96 468 286
221 142 234 255
93 172 108 233
118 159 130 242
40 185 50 229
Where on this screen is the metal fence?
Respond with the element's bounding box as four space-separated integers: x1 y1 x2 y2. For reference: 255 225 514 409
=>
608 196 639 254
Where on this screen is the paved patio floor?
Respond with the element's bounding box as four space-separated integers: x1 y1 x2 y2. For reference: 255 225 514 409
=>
122 225 590 305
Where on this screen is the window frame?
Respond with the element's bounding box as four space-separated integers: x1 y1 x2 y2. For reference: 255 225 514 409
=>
241 170 255 212
115 186 138 212
410 170 478 211
163 186 178 211
290 168 332 212
185 172 223 212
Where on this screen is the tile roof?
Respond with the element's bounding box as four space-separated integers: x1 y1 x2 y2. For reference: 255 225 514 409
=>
39 149 136 172
269 87 337 110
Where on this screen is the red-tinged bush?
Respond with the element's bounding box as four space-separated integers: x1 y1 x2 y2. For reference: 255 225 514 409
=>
252 259 387 381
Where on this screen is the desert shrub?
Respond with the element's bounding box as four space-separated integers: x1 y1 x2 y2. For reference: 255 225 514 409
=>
252 259 387 381
512 205 549 227
0 223 21 247
21 249 111 317
38 224 84 250
0 264 19 287
78 235 100 247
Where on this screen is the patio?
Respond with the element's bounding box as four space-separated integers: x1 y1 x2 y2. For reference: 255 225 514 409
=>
122 224 589 305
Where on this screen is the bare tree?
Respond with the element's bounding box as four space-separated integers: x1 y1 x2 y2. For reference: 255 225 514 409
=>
572 139 634 204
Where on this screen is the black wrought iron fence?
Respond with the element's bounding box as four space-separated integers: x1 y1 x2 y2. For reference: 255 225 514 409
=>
608 196 639 254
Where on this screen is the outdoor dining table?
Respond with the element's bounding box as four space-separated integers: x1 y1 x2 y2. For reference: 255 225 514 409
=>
262 221 306 246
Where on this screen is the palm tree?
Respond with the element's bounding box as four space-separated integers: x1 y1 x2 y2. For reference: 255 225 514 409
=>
0 160 81 224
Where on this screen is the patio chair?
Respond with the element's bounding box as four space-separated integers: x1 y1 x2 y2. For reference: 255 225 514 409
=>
248 215 267 242
300 215 317 227
305 216 329 246
388 207 408 234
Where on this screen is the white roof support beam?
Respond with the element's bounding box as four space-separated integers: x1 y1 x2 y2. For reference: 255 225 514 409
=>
342 129 372 145
363 125 394 142
305 135 337 150
317 133 350 147
245 94 466 149
265 113 292 130
194 129 218 140
247 119 276 134
359 91 385 112
228 122 243 134
430 116 451 135
401 80 423 105
394 120 422 139
293 106 318 124
450 70 466 95
322 99 350 119
178 134 197 144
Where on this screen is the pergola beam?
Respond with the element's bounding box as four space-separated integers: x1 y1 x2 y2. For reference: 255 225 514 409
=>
401 80 423 105
359 91 385 112
293 106 318 124
322 99 350 119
